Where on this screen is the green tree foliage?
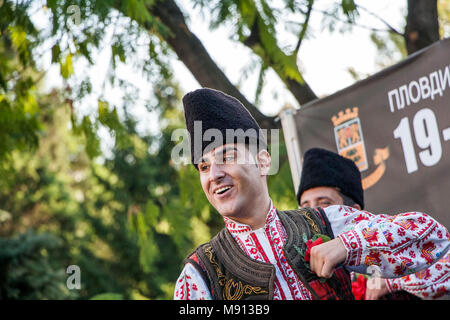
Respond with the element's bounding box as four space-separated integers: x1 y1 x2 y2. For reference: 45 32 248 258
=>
0 1 42 163
0 230 77 299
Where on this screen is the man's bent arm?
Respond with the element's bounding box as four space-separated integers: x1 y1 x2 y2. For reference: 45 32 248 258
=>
324 205 450 278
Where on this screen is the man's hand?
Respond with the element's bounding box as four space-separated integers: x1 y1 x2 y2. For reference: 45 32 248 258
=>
309 238 347 278
365 278 389 300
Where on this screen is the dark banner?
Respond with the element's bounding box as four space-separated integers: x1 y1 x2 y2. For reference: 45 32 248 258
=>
295 39 450 228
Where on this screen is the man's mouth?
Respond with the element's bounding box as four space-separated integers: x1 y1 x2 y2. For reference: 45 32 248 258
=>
214 186 233 195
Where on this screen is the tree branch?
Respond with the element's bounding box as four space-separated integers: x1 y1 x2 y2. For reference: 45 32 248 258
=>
356 4 404 36
145 0 278 130
313 7 403 35
293 0 314 56
242 16 317 105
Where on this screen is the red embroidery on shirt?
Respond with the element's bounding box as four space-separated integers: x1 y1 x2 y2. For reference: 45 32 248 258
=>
420 242 436 264
362 228 379 243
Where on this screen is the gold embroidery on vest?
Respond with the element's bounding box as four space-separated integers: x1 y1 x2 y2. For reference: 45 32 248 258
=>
204 245 268 299
204 245 227 286
224 279 268 300
298 209 320 234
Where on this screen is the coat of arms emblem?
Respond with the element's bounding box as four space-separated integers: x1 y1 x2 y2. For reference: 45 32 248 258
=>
332 107 390 190
332 107 368 171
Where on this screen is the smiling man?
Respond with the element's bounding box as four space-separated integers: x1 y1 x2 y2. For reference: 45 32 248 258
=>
173 88 450 300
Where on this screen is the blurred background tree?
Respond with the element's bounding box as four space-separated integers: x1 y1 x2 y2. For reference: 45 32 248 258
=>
0 0 448 299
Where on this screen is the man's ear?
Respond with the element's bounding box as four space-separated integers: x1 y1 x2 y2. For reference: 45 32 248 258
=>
257 149 271 176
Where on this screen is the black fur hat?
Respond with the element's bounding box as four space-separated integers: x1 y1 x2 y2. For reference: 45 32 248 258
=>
296 148 364 209
182 88 266 168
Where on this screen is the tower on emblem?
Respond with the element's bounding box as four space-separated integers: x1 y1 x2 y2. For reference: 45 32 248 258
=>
332 107 368 172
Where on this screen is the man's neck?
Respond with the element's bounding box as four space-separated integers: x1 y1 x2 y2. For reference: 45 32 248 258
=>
226 197 272 230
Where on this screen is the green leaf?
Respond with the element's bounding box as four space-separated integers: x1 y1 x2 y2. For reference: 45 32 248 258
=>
80 116 100 158
60 53 74 79
311 234 331 243
302 233 308 243
51 44 61 64
9 27 26 48
341 0 358 21
293 244 304 256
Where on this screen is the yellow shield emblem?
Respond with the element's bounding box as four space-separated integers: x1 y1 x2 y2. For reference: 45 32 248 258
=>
332 107 390 190
332 108 368 171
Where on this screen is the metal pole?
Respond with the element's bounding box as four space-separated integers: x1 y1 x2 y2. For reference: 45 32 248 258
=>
278 105 303 196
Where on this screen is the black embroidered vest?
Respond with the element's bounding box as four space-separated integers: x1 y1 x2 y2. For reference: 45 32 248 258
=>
184 207 354 300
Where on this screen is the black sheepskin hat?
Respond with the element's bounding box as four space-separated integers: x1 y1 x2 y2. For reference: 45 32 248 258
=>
182 88 266 168
296 148 364 209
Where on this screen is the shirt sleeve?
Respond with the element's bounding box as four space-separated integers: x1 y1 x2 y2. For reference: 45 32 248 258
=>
385 251 450 299
323 205 450 278
174 263 212 300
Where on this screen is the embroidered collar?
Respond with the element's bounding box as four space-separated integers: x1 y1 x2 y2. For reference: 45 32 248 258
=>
223 199 277 234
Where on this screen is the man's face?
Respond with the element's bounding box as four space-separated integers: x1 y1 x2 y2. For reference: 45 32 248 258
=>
299 186 344 208
198 143 270 220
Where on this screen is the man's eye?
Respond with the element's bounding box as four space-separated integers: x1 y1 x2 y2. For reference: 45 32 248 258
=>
223 155 235 162
199 163 209 172
318 201 332 207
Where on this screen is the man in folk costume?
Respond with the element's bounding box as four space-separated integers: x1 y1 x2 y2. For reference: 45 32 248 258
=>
297 148 450 300
173 88 450 300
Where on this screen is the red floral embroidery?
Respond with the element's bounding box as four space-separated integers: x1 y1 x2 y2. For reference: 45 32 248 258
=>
417 216 426 224
362 228 379 243
415 269 431 280
352 214 370 223
394 257 414 276
396 219 419 231
364 250 381 266
383 231 394 244
397 228 406 237
420 242 436 264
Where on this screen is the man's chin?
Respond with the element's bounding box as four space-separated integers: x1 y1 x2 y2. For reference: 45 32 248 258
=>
215 202 239 219
216 207 235 218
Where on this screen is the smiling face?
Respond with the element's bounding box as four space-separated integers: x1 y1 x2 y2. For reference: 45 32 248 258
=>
198 143 271 223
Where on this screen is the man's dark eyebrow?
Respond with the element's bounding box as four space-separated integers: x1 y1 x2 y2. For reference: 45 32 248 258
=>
317 196 332 200
216 146 238 157
317 196 333 201
198 146 238 164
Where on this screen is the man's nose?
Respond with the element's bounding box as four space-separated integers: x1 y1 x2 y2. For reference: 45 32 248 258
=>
209 162 225 181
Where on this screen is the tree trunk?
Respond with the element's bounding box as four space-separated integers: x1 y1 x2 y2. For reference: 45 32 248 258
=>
148 0 278 130
405 0 440 55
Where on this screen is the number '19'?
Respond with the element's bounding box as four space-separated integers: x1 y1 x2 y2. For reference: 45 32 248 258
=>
393 108 442 174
